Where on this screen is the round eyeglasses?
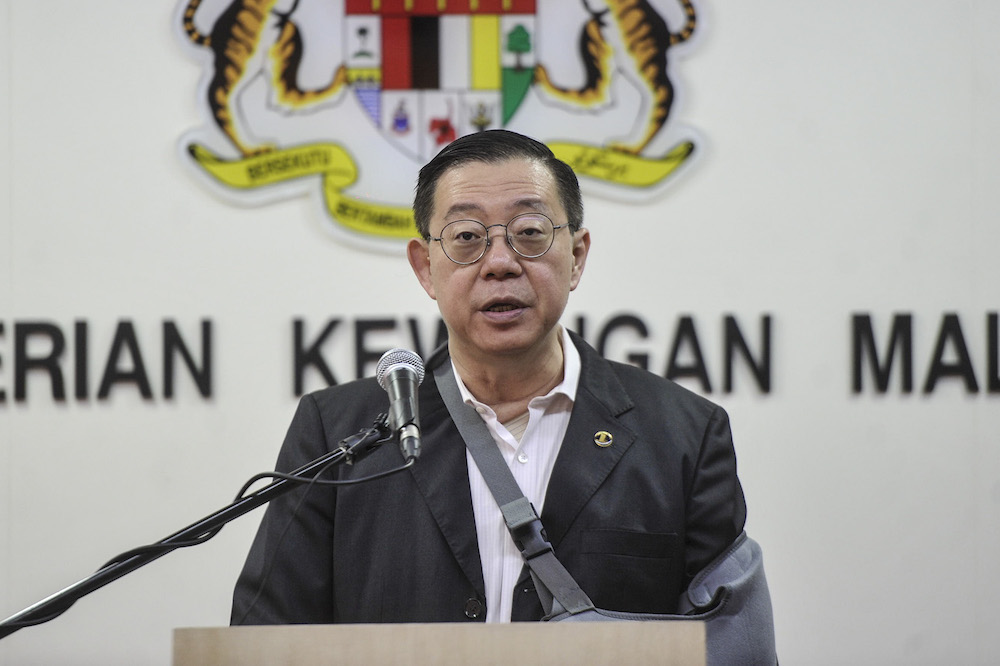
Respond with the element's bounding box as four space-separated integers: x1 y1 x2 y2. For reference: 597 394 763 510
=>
428 213 569 265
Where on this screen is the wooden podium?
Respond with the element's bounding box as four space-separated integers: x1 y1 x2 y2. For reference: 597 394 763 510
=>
173 622 705 665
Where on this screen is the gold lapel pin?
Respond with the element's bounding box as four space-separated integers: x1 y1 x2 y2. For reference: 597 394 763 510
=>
594 431 613 448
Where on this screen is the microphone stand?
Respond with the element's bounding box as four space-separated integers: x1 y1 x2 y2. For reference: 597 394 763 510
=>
0 415 392 640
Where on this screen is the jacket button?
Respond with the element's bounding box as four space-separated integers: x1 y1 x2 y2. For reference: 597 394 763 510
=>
464 598 484 619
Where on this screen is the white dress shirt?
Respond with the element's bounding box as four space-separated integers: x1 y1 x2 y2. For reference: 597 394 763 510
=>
453 326 581 622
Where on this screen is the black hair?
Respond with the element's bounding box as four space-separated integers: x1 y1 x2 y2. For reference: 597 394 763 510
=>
412 130 583 239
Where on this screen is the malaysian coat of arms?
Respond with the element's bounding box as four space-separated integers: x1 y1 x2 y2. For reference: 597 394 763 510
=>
175 0 702 249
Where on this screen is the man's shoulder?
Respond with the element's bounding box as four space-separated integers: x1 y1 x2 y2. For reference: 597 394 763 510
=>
608 357 721 412
572 332 724 420
302 376 385 412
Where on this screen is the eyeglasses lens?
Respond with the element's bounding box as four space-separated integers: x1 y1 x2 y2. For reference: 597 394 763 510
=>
441 215 554 264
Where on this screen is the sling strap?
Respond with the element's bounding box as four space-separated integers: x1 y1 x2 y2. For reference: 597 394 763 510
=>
432 358 595 618
432 355 779 665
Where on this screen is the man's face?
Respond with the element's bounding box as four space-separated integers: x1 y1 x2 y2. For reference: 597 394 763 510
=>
407 158 590 365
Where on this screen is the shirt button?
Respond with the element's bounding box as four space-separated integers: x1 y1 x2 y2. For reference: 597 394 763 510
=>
464 598 484 619
517 452 529 464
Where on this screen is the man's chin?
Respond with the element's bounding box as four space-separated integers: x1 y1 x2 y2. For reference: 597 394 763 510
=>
466 327 558 360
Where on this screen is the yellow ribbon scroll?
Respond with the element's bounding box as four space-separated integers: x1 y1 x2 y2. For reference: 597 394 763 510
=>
188 142 418 239
550 141 695 188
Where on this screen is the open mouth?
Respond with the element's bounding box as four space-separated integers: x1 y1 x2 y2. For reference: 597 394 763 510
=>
485 303 521 313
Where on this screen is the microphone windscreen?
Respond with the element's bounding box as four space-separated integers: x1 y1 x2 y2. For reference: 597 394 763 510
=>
376 348 426 389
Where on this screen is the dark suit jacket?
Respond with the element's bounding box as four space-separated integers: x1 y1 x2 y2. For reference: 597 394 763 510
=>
232 332 746 624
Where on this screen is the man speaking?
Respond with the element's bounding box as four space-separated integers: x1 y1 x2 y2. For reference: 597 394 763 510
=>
231 130 773 658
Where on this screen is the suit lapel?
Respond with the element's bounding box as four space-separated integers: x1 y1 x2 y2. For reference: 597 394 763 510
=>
541 334 636 547
407 354 486 598
407 337 635 595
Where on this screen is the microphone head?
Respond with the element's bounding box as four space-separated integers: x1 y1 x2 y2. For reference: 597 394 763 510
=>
376 348 426 389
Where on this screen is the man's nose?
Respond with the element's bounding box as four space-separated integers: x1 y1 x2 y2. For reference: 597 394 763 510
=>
480 229 521 272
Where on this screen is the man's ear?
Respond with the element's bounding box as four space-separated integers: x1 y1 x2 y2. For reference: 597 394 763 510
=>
569 228 591 291
407 238 437 300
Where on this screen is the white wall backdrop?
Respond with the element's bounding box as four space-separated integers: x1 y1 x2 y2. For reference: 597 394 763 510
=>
2 1 999 664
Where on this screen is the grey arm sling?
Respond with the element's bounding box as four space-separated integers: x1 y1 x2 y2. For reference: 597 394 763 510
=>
433 357 778 665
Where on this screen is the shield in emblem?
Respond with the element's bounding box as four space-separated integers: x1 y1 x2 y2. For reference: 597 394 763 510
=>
343 2 538 162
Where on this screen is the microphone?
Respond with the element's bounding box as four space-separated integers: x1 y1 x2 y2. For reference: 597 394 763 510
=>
376 348 426 462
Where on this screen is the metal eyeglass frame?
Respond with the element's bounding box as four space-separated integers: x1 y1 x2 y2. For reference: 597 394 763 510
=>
428 213 570 265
